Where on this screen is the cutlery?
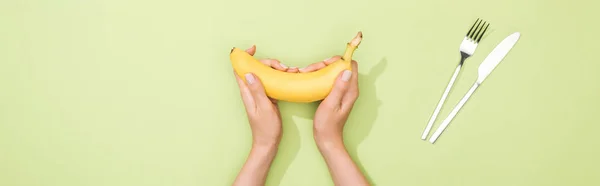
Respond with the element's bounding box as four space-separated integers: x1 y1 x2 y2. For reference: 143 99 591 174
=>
421 19 490 140
429 32 521 144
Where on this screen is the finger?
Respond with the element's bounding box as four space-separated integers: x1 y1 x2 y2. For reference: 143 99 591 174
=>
299 61 326 73
286 67 299 73
298 56 341 73
245 47 256 56
322 69 353 106
245 45 256 56
233 70 256 109
243 72 272 107
342 60 360 109
259 59 289 71
323 55 342 65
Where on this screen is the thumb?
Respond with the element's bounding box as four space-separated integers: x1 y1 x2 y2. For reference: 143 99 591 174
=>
323 69 352 104
243 73 271 105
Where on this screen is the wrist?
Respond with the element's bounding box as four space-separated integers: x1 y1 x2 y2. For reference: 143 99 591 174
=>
252 135 281 149
314 133 345 153
252 139 279 150
249 142 279 161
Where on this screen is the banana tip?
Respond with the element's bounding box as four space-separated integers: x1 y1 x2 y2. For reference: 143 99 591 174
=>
230 47 235 54
350 31 363 47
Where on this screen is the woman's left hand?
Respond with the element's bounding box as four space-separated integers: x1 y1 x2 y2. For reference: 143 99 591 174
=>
233 45 290 147
232 45 303 186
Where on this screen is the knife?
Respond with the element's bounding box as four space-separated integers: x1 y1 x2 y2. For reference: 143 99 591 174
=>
428 32 521 144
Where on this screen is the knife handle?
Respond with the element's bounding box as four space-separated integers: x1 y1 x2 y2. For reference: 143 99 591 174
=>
429 82 480 143
421 64 463 140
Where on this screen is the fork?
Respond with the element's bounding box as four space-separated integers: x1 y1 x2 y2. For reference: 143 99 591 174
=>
421 19 490 140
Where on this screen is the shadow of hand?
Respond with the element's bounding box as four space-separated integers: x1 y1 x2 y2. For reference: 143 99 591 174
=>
344 58 387 185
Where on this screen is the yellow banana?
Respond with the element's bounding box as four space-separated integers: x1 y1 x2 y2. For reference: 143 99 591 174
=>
230 32 363 103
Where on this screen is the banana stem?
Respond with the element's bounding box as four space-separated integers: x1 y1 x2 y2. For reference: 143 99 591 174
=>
342 31 363 61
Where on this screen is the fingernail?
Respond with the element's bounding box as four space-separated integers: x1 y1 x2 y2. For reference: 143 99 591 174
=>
341 70 352 81
324 57 333 61
280 63 288 69
245 73 255 84
299 67 306 71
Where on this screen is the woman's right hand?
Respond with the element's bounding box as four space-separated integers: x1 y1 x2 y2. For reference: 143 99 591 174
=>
300 59 369 186
311 60 359 146
297 55 360 144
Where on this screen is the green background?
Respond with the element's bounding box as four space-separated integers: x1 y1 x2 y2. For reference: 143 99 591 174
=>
1 0 599 185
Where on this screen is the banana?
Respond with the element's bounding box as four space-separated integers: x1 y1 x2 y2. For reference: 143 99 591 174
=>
229 32 363 103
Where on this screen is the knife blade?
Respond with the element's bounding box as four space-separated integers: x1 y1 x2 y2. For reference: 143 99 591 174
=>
428 32 521 144
477 32 521 83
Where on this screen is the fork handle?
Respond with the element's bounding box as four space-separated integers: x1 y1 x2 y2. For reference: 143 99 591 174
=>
429 82 480 143
421 64 463 140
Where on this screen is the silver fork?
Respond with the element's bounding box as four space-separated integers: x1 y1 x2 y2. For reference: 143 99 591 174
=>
421 19 490 140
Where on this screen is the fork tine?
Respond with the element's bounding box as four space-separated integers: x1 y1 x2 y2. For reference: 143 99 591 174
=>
476 23 490 43
466 18 480 38
469 20 482 40
472 21 486 43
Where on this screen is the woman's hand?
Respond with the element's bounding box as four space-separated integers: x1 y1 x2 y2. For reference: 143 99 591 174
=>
234 45 289 146
298 56 359 144
312 60 359 147
300 59 369 186
232 45 293 186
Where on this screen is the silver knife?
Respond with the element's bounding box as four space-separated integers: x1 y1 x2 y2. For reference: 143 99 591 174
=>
429 32 521 144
